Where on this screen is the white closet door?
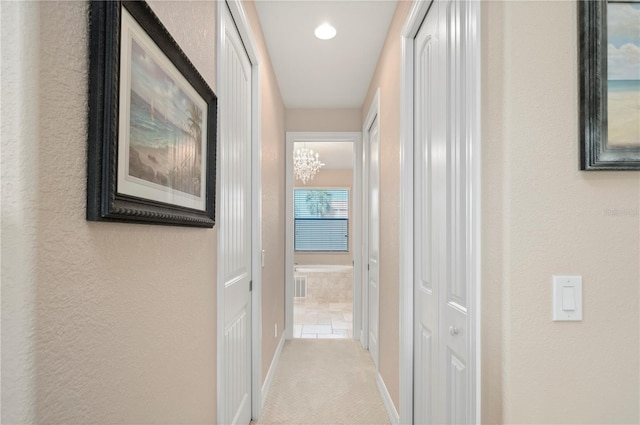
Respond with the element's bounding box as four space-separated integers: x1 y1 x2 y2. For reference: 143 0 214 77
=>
413 2 441 422
440 2 470 423
414 1 471 423
220 3 252 424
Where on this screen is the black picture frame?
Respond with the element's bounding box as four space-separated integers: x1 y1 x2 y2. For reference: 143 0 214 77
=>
578 0 640 170
87 1 217 227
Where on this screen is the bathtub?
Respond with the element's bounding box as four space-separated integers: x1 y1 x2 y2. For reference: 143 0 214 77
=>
294 264 353 273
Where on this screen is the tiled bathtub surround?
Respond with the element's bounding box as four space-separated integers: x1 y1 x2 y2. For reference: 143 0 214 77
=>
294 269 353 339
299 270 352 303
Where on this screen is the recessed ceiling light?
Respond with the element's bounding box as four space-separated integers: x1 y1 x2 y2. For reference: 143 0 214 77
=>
314 23 336 40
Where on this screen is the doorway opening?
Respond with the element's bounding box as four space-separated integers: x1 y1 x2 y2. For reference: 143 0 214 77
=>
285 132 363 342
293 184 354 339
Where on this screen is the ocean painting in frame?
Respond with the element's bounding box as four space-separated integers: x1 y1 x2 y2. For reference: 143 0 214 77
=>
87 1 216 227
607 1 640 147
117 6 208 211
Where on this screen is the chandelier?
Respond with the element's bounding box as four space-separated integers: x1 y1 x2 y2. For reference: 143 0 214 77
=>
294 146 325 184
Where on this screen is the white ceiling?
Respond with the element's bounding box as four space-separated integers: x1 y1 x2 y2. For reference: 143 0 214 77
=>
254 0 398 109
294 141 354 170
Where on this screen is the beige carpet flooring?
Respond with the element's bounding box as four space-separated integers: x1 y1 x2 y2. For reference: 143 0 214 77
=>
252 339 390 425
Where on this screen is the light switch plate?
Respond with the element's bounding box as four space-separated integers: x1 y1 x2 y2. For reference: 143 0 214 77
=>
553 275 582 321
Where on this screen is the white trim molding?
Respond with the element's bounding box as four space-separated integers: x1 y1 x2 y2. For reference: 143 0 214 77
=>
361 89 380 353
376 373 400 425
399 0 481 423
261 333 286 407
466 1 483 420
285 132 362 341
216 0 263 421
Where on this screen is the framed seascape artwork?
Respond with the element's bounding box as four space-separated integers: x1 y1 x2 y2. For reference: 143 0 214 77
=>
87 1 217 226
579 0 640 170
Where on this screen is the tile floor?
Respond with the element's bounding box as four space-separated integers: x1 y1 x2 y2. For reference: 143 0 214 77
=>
293 300 353 339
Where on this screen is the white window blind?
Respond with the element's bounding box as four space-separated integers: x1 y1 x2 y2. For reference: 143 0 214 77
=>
294 189 349 252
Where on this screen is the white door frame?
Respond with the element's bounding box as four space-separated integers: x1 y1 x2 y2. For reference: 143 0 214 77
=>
285 132 362 341
216 0 263 421
361 89 380 359
399 1 482 423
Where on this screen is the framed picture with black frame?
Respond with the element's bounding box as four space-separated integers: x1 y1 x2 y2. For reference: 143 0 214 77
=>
578 0 640 170
87 1 217 226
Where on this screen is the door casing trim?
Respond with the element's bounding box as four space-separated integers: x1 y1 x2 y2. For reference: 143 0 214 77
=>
361 89 380 365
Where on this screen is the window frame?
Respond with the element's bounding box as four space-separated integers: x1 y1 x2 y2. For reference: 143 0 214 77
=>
293 187 350 253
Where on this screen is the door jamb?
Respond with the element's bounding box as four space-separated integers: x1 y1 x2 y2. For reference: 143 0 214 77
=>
285 132 362 341
398 1 482 423
361 89 380 358
216 0 263 421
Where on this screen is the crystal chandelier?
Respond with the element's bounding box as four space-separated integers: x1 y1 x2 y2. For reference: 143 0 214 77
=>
294 146 325 184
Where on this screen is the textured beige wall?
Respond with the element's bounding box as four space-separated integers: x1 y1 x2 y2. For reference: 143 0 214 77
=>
294 170 354 266
242 0 287 384
360 0 413 411
1 1 219 422
480 1 504 423
285 108 362 132
483 1 640 423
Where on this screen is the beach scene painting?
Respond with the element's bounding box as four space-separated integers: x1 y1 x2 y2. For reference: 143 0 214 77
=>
607 1 640 146
117 7 208 211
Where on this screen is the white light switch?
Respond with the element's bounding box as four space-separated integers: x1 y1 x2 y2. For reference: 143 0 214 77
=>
562 286 576 310
553 276 582 321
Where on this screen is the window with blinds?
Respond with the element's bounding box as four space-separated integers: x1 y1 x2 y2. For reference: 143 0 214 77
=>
294 189 349 252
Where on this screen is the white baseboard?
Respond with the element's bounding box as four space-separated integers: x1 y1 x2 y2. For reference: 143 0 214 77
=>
376 372 400 425
261 332 286 408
